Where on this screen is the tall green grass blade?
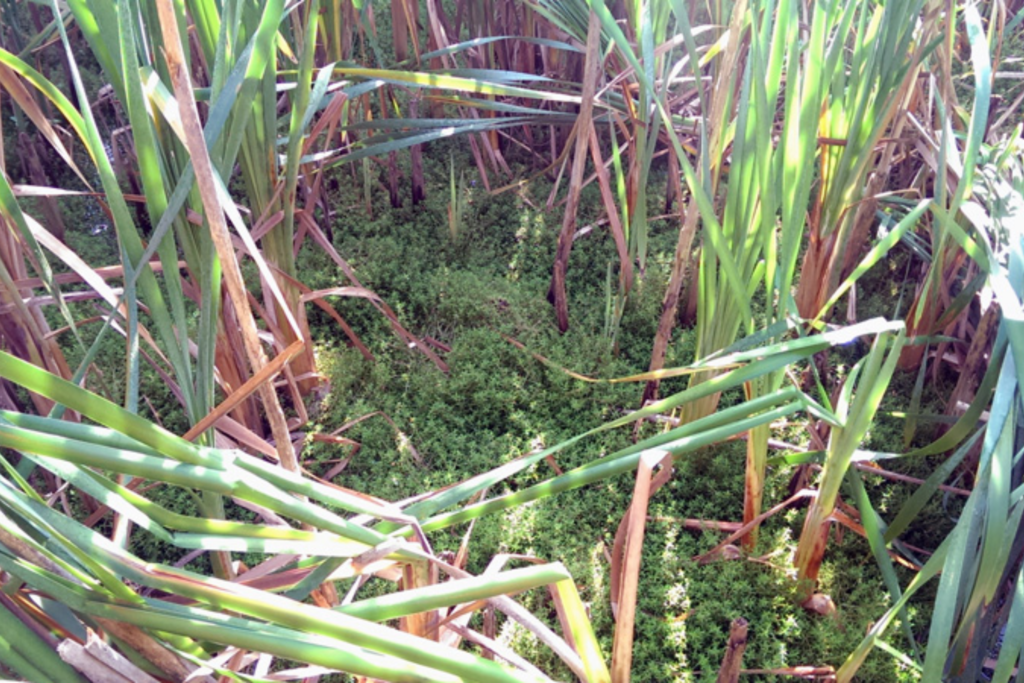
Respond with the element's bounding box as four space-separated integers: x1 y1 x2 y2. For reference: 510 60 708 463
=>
990 568 1024 683
884 429 985 544
337 564 569 621
951 5 992 211
795 328 906 597
116 0 197 417
416 398 803 533
838 534 951 681
0 482 141 603
49 0 194 399
921 477 986 679
847 469 918 655
398 318 898 526
0 492 550 683
817 200 933 321
0 351 205 466
0 600 86 683
417 35 582 63
0 423 235 493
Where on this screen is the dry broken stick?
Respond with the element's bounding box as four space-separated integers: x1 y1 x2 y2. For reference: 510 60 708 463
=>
716 617 749 683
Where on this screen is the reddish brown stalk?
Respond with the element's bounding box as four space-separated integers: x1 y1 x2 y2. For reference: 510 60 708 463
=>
695 490 816 565
641 178 696 409
610 450 662 683
648 517 743 533
548 9 601 333
183 341 305 442
900 248 968 371
716 618 749 683
586 126 633 295
739 666 836 678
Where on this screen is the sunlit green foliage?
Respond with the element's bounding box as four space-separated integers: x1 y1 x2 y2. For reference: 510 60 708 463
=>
0 0 1021 681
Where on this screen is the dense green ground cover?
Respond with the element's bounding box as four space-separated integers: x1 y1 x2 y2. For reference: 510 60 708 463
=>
21 115 965 683
0 0 1020 680
260 143 951 680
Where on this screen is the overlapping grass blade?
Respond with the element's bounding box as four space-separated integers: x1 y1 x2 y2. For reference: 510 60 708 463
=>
837 96 1023 680
793 328 906 601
